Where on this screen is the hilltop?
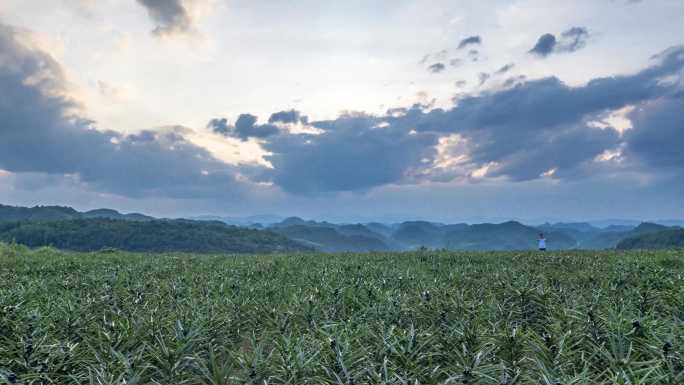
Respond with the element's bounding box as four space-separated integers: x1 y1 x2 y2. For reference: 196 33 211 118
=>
617 228 684 250
267 217 683 252
0 204 153 222
2 204 683 252
0 218 313 254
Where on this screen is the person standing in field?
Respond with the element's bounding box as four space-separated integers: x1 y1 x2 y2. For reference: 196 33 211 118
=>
538 233 546 251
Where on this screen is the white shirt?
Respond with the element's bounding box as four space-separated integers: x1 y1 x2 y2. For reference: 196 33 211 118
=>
538 238 546 249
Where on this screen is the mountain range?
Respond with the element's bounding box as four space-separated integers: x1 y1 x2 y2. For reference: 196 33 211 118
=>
0 204 311 253
617 228 684 250
0 204 153 222
266 217 681 252
1 204 682 252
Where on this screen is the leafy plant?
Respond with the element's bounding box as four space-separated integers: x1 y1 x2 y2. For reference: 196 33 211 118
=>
0 245 682 384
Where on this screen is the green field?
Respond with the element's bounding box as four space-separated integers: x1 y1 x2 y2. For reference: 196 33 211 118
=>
1 243 682 384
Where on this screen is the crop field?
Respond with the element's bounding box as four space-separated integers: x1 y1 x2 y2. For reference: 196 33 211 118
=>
0 243 683 384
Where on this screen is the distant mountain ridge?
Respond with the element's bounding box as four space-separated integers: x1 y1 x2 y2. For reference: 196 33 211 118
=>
393 221 450 248
617 228 684 250
0 218 312 254
0 204 153 222
272 224 389 252
190 214 285 226
2 203 683 252
443 221 576 250
269 217 392 252
267 217 682 252
266 218 563 251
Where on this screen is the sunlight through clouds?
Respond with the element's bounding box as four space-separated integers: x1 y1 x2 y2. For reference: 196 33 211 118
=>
0 0 682 219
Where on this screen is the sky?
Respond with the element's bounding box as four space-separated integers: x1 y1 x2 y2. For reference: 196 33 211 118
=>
0 0 683 223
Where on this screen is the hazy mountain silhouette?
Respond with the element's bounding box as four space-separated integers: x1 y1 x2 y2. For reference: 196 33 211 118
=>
271 224 390 252
617 228 684 250
2 203 682 252
0 218 312 253
0 204 152 222
581 222 672 249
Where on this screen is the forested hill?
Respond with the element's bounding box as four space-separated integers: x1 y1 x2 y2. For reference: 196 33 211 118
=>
0 219 313 254
616 228 684 250
3 204 682 252
0 204 153 221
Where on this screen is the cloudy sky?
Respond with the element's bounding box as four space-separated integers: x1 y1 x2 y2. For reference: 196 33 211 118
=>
0 0 683 222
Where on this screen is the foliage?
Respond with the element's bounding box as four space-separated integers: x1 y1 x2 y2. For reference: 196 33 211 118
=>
617 229 684 250
0 219 313 254
0 204 80 221
0 204 152 222
0 245 682 384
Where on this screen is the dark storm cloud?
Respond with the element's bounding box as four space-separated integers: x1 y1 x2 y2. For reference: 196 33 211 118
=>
625 97 684 169
259 112 440 194
4 22 684 199
251 46 684 193
428 47 683 180
136 0 193 37
529 33 557 57
530 27 591 58
268 109 308 124
209 114 280 141
427 63 446 73
458 36 481 49
0 23 244 198
478 122 620 180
